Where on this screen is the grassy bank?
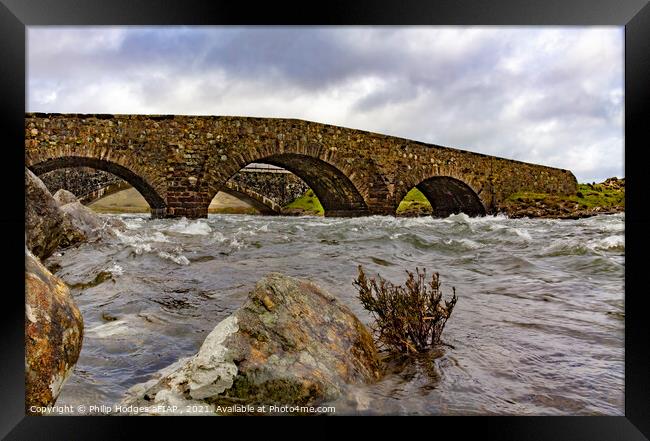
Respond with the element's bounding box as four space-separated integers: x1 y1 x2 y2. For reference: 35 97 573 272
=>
395 179 625 217
282 189 324 215
501 177 624 218
396 188 432 216
507 180 624 210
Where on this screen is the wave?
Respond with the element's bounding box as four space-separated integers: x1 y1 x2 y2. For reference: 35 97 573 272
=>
538 235 624 257
114 229 169 255
157 251 190 266
166 218 212 236
510 228 532 241
123 217 146 230
209 231 246 251
538 239 590 257
443 238 483 251
588 235 624 252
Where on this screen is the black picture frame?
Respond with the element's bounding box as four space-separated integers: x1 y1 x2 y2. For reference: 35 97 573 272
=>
1 0 648 439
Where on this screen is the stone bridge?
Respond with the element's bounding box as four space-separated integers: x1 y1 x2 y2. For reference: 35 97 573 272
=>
25 113 577 219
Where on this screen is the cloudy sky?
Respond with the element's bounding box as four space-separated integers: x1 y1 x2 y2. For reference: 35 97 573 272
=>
27 26 623 182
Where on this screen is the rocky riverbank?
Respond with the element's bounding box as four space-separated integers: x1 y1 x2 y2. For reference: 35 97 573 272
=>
496 177 624 220
25 168 127 414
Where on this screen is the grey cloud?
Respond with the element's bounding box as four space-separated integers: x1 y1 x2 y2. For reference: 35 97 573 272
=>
521 89 612 122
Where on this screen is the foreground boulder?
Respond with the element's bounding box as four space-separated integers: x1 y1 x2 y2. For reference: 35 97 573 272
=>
120 273 381 415
25 168 86 260
25 249 84 415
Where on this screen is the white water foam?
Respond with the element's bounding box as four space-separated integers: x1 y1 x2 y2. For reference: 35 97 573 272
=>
107 263 124 276
211 231 229 243
123 217 146 230
167 219 212 235
510 228 533 241
116 229 169 244
115 230 169 255
445 213 472 224
588 235 624 252
444 238 483 250
540 238 589 256
157 251 190 266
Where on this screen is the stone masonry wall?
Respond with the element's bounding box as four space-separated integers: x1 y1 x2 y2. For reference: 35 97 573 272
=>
231 170 309 207
40 167 124 199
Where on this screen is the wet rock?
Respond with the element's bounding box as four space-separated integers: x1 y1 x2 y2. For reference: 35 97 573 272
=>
120 273 381 415
59 201 126 240
25 168 86 260
53 189 79 205
500 201 623 220
25 249 84 415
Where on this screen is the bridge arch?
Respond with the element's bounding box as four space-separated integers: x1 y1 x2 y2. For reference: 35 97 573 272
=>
207 153 370 217
397 176 486 218
29 156 167 217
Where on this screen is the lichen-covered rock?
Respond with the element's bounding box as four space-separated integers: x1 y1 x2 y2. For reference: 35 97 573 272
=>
119 273 381 415
53 188 79 205
25 249 84 415
25 168 86 259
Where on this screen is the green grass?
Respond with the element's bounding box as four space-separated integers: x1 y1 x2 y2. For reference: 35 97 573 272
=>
286 187 434 215
283 189 324 215
573 183 625 208
396 188 432 214
506 191 548 201
506 182 624 210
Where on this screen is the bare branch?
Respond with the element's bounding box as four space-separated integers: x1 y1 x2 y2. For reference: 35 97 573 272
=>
353 265 458 354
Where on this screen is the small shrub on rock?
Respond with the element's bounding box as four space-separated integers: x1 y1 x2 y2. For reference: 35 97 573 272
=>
353 265 457 354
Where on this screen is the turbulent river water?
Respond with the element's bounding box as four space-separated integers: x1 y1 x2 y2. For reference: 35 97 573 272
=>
47 212 624 415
